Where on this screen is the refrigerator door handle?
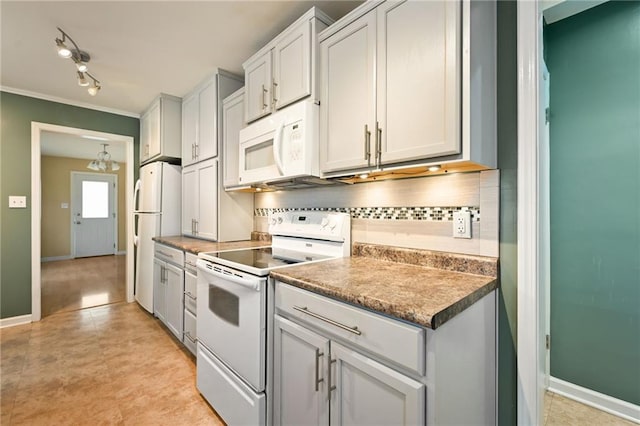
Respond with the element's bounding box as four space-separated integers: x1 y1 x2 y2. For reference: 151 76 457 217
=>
133 212 140 247
133 179 141 212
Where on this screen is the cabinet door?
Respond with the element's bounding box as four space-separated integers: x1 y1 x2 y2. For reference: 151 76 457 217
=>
182 93 198 167
196 159 218 240
140 108 151 163
320 11 376 174
244 51 273 123
222 90 244 188
153 258 167 323
165 262 184 340
146 100 162 160
329 341 425 426
273 20 311 110
181 165 198 236
274 316 330 426
197 78 218 161
376 0 461 165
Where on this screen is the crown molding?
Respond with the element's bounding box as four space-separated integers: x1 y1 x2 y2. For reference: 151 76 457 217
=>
0 86 140 118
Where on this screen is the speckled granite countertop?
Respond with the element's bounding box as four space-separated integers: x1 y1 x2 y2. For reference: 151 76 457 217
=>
153 232 271 254
271 243 498 330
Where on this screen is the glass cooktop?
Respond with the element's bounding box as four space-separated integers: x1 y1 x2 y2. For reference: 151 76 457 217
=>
203 247 331 276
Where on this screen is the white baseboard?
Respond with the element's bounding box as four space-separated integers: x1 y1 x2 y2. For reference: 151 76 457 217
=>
41 255 72 262
549 376 640 423
0 314 32 328
116 251 126 256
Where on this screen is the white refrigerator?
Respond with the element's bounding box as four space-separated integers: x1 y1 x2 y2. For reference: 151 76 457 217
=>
133 162 181 313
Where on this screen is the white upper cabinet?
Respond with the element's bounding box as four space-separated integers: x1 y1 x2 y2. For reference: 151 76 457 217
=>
320 0 496 177
244 52 273 123
243 7 333 124
376 0 460 165
320 11 376 173
222 88 246 189
181 70 243 167
140 94 182 165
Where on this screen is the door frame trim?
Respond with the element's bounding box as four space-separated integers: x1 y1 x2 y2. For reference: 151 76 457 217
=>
31 122 135 321
69 171 118 258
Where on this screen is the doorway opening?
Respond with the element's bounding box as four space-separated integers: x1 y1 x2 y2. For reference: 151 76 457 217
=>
32 122 135 321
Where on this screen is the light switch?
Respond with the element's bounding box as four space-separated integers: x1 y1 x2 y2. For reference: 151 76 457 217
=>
61 202 69 209
9 196 27 209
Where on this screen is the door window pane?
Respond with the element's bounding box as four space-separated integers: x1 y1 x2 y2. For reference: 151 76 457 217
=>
82 181 109 218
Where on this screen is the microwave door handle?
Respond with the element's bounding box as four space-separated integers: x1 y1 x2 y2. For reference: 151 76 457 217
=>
273 121 285 175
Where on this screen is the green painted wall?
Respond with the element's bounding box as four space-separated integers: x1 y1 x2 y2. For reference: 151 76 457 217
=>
496 1 518 424
0 92 139 319
546 1 640 405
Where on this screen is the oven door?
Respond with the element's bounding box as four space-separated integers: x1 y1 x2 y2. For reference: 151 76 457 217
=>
196 259 267 392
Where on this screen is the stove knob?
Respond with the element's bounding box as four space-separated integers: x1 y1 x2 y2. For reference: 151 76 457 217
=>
277 217 284 224
328 218 337 230
270 217 277 225
320 218 329 228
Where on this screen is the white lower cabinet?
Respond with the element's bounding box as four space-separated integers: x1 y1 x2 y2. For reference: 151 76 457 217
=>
274 284 426 426
274 281 497 425
153 253 184 340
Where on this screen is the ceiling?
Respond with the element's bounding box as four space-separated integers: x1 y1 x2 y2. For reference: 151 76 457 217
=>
41 131 127 163
1 1 363 117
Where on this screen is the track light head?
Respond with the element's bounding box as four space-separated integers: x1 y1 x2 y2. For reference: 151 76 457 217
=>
77 72 89 87
88 84 101 96
56 38 72 58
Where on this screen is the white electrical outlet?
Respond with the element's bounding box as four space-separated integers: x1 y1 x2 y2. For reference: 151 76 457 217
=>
453 211 471 239
9 196 27 209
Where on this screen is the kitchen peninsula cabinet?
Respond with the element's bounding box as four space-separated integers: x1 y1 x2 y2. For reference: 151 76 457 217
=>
243 7 333 123
320 0 496 177
140 94 182 165
181 70 243 167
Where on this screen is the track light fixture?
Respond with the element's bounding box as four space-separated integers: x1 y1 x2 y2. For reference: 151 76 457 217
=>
55 27 102 96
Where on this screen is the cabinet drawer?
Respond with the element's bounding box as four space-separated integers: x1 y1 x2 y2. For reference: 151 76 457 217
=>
185 253 198 275
184 268 197 315
184 309 197 355
275 282 425 375
154 243 184 267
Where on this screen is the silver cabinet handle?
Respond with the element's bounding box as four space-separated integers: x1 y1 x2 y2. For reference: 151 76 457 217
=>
261 84 268 110
292 306 361 335
191 143 195 160
195 143 199 159
194 219 199 235
184 331 197 344
184 291 196 301
327 355 336 401
156 250 174 259
315 348 324 392
364 124 371 163
272 79 278 108
375 121 382 166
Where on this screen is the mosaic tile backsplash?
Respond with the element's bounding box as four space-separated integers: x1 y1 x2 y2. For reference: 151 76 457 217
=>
255 206 481 222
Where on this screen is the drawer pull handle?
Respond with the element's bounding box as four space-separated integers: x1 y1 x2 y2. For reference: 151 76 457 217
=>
293 306 362 336
184 291 196 300
156 250 174 258
184 331 197 344
315 348 324 392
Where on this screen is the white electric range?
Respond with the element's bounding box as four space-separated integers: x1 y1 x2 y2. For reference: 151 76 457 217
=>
196 211 351 425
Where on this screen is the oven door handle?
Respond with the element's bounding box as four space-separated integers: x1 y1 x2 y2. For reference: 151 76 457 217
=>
200 264 262 291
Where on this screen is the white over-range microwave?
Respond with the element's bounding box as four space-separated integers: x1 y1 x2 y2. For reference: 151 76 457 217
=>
238 99 322 188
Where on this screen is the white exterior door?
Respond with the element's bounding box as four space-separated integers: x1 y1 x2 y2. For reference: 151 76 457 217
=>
274 316 330 426
71 172 116 258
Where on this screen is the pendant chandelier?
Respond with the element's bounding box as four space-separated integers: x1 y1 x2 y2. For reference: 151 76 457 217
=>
87 144 120 172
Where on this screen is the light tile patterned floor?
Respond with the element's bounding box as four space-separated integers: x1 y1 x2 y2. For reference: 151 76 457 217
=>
0 303 225 425
545 390 637 426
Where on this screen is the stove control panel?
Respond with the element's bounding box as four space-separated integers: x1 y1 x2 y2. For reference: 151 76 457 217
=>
268 211 351 242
